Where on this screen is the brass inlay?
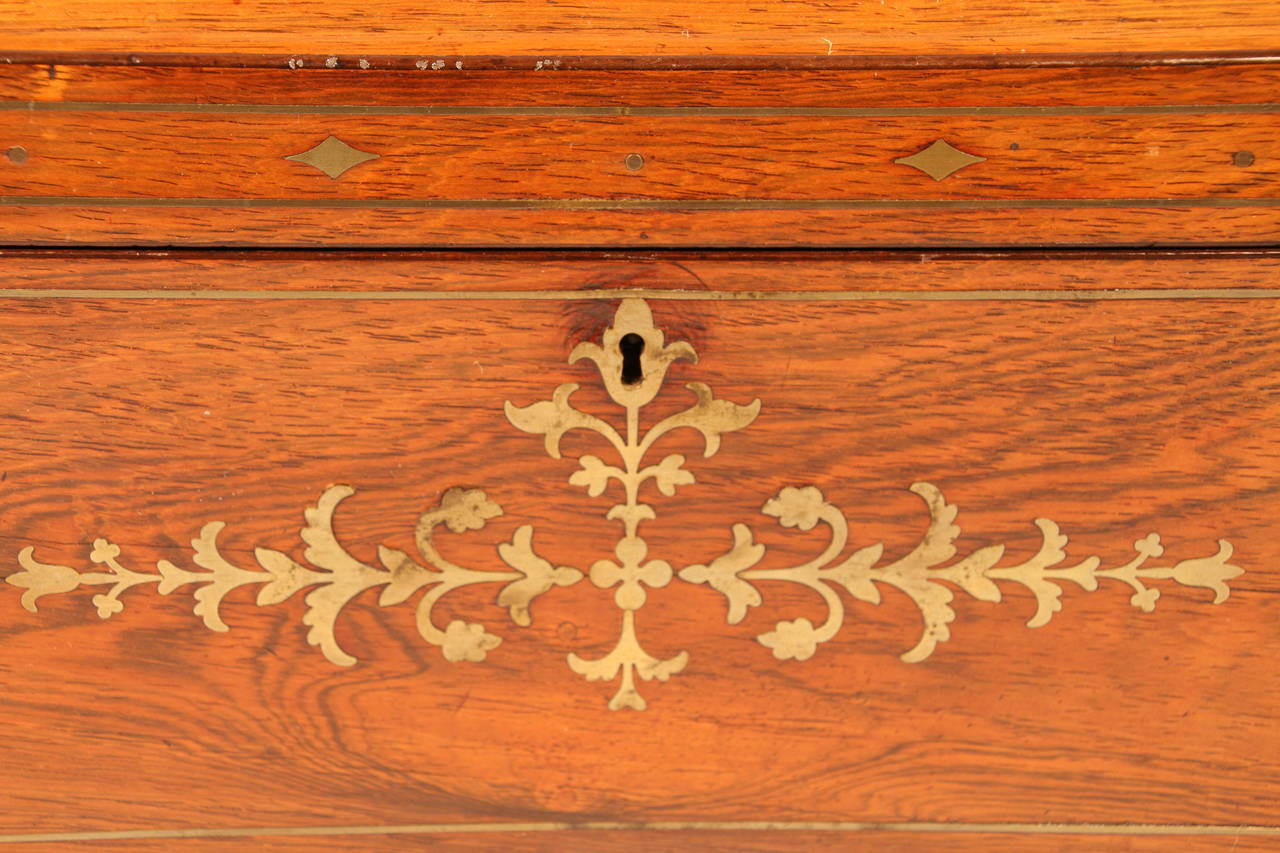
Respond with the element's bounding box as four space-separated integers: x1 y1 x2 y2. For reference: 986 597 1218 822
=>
2 820 1279 845
894 139 987 181
3 298 1245 709
10 486 578 667
505 298 759 708
10 196 1280 210
683 484 1240 663
283 135 380 179
5 99 1280 117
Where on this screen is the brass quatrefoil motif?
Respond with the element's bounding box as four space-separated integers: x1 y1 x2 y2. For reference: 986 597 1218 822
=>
5 299 1244 709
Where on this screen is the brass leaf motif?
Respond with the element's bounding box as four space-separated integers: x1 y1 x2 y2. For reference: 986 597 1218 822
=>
682 483 1244 664
505 297 761 709
894 138 987 181
3 297 1247 711
284 135 380 179
8 485 543 668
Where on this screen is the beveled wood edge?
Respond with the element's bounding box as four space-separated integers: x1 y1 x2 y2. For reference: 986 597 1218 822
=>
1 248 1278 298
2 247 1280 297
3 49 1280 71
1 820 1278 845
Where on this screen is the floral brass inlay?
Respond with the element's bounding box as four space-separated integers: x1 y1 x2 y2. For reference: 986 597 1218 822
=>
505 298 759 709
4 298 1245 710
684 483 1241 664
11 485 579 666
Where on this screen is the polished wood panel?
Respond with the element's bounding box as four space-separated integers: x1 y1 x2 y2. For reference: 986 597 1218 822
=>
0 266 1275 841
5 63 1280 107
0 248 1279 294
0 1 1277 56
2 60 1277 246
3 4 1278 848
1 110 1273 201
4 204 1278 248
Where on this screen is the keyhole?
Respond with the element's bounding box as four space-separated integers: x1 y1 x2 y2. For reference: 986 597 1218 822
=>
619 333 645 385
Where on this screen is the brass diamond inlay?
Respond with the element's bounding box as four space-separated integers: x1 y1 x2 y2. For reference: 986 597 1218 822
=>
894 139 987 181
284 135 380 179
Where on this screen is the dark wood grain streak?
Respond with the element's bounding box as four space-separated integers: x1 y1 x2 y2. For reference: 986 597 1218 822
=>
0 287 1275 836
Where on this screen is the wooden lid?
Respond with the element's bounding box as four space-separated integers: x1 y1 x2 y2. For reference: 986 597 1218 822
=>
0 0 1278 59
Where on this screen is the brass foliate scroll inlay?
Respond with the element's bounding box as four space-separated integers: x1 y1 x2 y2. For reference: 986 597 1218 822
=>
4 299 1245 710
894 138 987 181
684 484 1241 664
505 298 760 709
9 486 580 667
284 135 380 179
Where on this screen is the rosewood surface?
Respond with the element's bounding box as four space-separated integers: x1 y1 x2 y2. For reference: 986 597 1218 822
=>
0 255 1275 850
1 63 1277 247
0 0 1277 57
1 9 1278 845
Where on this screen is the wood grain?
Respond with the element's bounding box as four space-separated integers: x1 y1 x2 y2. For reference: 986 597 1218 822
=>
0 264 1275 841
2 61 1277 247
5 63 1280 107
1 4 1277 844
0 0 1277 56
3 830 1280 852
5 50 1280 72
1 248 1279 294
2 110 1275 201
3 204 1277 248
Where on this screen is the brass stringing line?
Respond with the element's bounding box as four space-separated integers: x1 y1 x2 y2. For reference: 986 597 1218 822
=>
0 821 1278 843
3 100 1280 116
4 197 1280 209
0 288 1277 301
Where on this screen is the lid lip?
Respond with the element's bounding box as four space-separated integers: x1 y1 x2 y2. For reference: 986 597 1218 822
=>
3 48 1280 72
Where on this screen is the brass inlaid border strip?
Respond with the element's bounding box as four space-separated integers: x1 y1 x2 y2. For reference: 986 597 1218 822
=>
0 288 1275 301
1 821 1277 844
3 100 1280 116
4 197 1280 210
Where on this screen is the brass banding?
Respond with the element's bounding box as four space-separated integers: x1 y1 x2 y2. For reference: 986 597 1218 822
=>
3 100 1280 117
